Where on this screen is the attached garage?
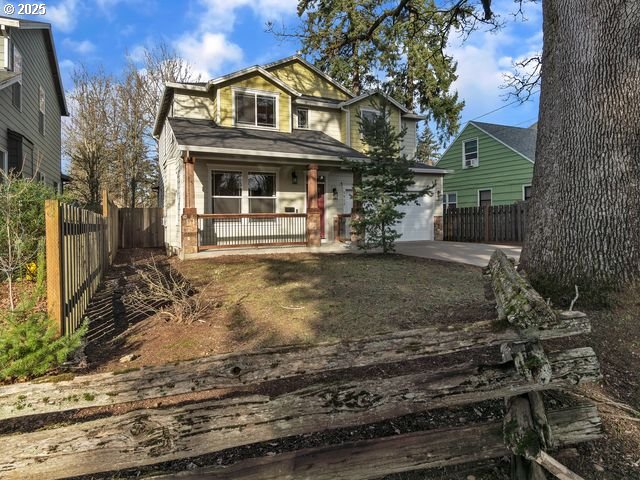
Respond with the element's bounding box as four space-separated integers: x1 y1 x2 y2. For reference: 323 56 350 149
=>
395 193 435 241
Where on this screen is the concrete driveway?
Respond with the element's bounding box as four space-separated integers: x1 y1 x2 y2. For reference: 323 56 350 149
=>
396 241 521 267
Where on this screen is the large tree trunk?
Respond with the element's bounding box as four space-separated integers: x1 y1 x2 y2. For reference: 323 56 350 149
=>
520 0 640 300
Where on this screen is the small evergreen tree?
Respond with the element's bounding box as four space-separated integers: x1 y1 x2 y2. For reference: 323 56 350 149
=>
415 127 441 165
347 101 435 253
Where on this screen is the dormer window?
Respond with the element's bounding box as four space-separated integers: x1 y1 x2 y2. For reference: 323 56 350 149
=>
463 139 478 168
234 89 278 129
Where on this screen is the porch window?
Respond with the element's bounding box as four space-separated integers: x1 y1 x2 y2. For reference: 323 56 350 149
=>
234 91 277 128
212 171 242 214
248 172 276 213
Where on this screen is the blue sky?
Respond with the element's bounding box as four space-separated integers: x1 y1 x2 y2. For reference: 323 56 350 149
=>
18 0 542 136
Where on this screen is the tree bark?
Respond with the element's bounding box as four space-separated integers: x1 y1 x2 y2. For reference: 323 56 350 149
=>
520 0 640 299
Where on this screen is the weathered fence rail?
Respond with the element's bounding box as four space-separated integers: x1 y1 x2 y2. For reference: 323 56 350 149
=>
4 249 601 479
444 203 528 243
45 192 119 336
118 207 164 248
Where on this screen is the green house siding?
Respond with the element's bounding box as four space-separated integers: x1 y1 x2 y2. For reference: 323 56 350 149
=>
437 124 533 208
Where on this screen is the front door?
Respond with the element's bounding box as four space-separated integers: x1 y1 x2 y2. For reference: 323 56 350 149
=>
317 182 326 239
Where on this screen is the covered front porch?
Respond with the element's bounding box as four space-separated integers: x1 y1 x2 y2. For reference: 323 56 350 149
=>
179 157 355 255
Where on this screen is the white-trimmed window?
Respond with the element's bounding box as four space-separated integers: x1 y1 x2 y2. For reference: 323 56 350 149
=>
0 147 7 176
39 86 46 135
360 108 381 125
296 108 309 129
523 185 532 201
248 172 276 213
211 171 242 214
478 189 492 207
443 192 457 210
233 90 278 128
10 43 22 111
463 138 478 168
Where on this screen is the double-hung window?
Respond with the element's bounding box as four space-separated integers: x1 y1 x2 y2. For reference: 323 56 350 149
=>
10 43 22 111
463 139 478 168
234 90 277 128
212 171 242 214
248 172 276 214
360 108 381 125
443 192 457 210
296 108 309 129
0 148 7 177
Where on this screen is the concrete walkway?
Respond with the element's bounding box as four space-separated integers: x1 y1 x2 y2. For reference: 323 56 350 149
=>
396 241 521 267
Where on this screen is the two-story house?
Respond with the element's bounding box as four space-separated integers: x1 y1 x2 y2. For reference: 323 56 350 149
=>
436 121 536 209
0 16 67 189
153 55 448 256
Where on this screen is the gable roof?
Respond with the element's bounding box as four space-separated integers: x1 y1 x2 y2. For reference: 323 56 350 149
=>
209 65 303 97
436 120 537 165
339 91 409 113
169 117 368 160
0 16 68 116
471 121 537 161
263 55 355 98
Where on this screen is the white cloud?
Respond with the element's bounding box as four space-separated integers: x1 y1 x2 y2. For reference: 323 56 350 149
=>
176 32 244 79
63 38 96 55
46 0 80 33
194 0 297 32
127 44 147 63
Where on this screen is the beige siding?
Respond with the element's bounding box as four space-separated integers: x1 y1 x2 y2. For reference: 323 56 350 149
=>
401 119 418 158
0 27 63 186
413 174 444 216
324 170 354 240
347 95 402 153
267 60 350 101
172 91 216 120
293 106 343 142
217 73 291 132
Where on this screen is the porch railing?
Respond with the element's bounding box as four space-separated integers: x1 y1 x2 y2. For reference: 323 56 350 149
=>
197 213 307 249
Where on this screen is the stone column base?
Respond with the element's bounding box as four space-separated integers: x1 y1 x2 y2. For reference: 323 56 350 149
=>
307 209 321 247
181 210 198 255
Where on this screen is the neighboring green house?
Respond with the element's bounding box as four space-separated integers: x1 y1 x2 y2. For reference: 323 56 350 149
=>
435 121 536 209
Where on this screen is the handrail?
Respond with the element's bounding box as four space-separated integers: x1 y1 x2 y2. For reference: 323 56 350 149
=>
197 213 306 219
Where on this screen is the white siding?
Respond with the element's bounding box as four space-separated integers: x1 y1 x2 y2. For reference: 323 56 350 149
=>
159 121 182 252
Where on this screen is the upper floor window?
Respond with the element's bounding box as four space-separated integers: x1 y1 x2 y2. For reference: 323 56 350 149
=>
234 90 277 128
296 108 309 129
463 138 478 168
523 185 532 201
360 108 381 125
39 86 46 135
0 148 7 177
10 43 22 111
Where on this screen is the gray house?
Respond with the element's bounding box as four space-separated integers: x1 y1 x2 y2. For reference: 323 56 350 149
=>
0 16 67 190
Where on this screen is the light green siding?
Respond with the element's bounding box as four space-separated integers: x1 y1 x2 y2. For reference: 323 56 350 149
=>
437 124 533 208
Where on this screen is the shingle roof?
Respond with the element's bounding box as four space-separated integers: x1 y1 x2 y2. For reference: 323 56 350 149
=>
168 117 368 159
471 121 537 161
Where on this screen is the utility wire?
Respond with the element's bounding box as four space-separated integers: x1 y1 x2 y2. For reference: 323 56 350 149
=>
471 90 540 121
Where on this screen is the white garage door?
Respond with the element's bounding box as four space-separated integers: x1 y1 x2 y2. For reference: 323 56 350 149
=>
395 193 434 241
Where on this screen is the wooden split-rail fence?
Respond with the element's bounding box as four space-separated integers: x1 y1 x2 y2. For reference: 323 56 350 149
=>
1 250 601 479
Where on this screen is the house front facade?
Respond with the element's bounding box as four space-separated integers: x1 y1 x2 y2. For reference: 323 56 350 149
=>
0 16 67 189
153 56 447 255
436 121 536 209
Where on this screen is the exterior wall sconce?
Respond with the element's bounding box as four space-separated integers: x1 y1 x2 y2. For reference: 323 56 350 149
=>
291 170 298 184
332 187 338 199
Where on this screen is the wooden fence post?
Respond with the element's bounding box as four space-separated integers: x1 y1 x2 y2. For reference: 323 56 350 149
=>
45 200 64 336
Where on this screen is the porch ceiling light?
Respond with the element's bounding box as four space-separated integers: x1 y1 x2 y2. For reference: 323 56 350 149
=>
291 170 298 184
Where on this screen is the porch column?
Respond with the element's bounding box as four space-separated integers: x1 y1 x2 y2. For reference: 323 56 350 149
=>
181 155 198 255
350 168 363 245
306 163 321 247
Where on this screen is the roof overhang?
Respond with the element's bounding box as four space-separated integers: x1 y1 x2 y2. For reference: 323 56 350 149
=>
209 66 302 97
294 97 341 109
178 144 361 162
402 113 427 120
410 167 451 175
0 71 21 91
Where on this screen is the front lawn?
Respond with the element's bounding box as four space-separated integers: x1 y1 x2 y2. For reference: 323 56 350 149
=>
86 253 493 371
